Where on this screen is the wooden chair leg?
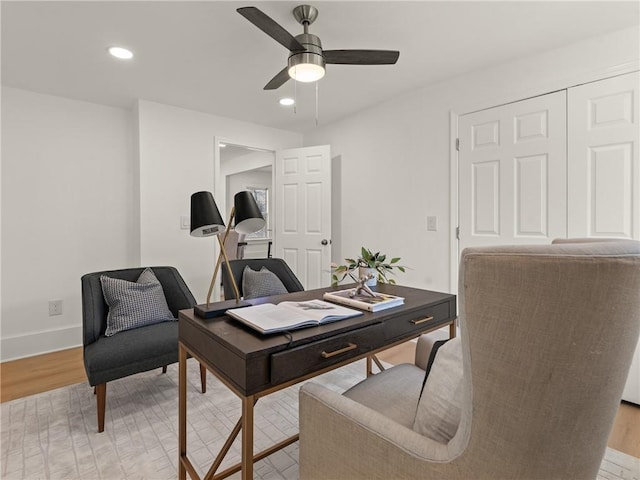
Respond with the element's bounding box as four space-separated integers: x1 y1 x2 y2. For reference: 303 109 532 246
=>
162 365 168 374
96 383 106 433
200 363 207 394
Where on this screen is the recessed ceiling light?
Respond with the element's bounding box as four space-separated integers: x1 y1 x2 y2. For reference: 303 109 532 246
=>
108 46 133 60
219 143 227 148
279 98 295 106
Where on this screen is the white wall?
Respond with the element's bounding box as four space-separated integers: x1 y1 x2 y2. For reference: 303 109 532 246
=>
136 100 302 303
0 93 301 361
330 155 342 265
221 150 273 178
1 87 135 360
304 26 640 294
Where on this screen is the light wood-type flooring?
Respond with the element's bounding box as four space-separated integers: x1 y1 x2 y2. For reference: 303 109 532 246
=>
1 342 638 458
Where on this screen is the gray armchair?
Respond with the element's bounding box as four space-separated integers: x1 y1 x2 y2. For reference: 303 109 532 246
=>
81 266 205 432
299 241 640 479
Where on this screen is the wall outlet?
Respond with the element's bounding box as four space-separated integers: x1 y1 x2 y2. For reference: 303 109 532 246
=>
49 299 63 316
427 216 438 231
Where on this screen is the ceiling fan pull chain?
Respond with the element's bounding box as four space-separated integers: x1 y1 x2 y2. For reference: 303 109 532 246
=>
315 81 319 126
294 74 297 115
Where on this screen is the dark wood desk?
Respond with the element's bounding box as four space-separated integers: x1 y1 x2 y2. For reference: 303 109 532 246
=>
178 284 456 480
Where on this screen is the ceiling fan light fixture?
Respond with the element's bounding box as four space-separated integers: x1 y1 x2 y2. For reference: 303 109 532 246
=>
279 98 295 106
288 52 325 83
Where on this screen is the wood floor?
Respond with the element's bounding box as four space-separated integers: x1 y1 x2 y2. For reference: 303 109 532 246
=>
2 342 639 458
0 347 87 402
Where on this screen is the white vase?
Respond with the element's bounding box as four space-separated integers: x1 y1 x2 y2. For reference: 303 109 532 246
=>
359 267 377 287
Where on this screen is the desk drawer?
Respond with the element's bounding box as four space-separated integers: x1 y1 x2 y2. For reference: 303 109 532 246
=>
270 323 384 385
385 301 453 340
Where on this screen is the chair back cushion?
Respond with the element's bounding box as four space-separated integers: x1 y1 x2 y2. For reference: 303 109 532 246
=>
451 240 640 478
221 258 304 300
101 268 176 336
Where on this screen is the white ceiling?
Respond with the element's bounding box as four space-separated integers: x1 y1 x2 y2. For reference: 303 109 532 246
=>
2 1 638 133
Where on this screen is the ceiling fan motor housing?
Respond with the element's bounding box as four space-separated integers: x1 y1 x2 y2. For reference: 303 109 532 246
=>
288 33 325 78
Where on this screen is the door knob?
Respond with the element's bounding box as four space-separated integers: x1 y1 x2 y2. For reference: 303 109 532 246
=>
321 239 329 245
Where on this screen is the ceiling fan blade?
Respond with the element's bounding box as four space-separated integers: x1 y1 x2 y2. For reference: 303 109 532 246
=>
324 50 400 65
237 7 305 52
264 67 291 90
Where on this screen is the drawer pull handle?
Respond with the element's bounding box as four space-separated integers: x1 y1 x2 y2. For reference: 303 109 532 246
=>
411 316 434 325
322 343 357 358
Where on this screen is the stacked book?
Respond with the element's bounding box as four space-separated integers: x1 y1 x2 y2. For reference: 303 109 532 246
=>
323 288 405 312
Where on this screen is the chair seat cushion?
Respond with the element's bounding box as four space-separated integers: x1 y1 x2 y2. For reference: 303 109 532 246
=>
343 363 425 428
83 321 179 385
413 336 463 443
100 268 175 336
242 265 289 299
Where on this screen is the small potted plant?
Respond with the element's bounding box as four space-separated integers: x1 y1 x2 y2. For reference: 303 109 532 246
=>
332 247 406 287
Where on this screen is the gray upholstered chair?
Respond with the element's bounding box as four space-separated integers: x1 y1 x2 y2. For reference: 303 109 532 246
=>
299 240 640 479
221 258 304 300
81 266 206 432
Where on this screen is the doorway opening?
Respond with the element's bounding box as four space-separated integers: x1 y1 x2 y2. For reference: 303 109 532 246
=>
220 143 275 259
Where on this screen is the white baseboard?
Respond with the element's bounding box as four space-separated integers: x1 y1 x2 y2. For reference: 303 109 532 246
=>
1 325 82 362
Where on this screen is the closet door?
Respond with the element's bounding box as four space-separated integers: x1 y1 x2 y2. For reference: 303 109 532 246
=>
568 71 640 239
458 91 567 251
568 72 640 405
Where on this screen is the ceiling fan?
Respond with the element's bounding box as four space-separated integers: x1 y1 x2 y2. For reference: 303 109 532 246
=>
237 5 400 90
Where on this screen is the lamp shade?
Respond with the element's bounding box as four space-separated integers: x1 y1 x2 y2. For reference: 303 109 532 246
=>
234 191 266 234
190 191 225 237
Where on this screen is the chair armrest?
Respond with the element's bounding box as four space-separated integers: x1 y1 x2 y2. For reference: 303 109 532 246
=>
81 273 106 346
415 330 451 370
299 383 460 480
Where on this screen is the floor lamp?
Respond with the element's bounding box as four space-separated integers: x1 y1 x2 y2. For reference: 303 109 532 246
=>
190 190 265 318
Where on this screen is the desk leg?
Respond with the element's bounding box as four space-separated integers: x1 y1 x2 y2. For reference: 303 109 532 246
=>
179 344 188 480
449 318 457 338
241 395 255 480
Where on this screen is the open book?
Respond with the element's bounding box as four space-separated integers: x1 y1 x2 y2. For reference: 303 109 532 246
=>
226 300 363 335
323 289 404 312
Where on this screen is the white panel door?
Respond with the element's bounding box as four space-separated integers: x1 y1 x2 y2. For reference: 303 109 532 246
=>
568 71 640 240
459 91 567 251
275 145 332 289
568 72 640 405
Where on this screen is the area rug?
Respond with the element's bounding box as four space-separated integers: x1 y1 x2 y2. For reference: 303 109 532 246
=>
1 359 638 480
